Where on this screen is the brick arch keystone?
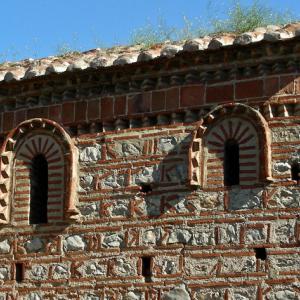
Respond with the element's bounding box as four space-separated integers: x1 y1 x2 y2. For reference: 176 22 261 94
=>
189 103 272 187
0 118 80 224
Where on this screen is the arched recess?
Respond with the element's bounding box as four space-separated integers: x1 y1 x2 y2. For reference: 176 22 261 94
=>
189 103 272 188
0 118 80 224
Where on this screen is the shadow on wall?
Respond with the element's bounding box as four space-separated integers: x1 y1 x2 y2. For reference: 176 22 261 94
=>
135 134 194 219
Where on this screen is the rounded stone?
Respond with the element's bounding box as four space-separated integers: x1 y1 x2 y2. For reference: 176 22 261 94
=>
0 240 10 254
0 267 8 280
64 235 86 251
25 238 44 253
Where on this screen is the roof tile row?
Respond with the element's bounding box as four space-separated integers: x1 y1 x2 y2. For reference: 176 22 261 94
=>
0 22 300 83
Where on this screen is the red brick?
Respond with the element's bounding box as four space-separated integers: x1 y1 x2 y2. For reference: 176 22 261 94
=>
206 84 234 103
75 101 87 122
279 75 295 95
264 77 279 96
48 105 62 123
3 111 14 132
27 107 49 119
127 93 151 115
87 99 100 120
180 85 205 107
166 88 180 110
235 80 263 99
152 91 165 112
101 97 113 119
62 102 75 124
15 110 26 125
114 96 126 116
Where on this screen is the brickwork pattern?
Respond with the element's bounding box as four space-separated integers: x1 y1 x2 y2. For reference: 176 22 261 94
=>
1 75 300 134
0 37 299 299
0 118 79 226
0 119 298 299
189 103 272 188
13 134 65 224
204 116 259 187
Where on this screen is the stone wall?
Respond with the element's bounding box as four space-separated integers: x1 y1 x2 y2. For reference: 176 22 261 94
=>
0 38 300 299
0 120 298 299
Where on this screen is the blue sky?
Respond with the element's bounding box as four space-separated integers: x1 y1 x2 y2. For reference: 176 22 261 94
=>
0 0 299 61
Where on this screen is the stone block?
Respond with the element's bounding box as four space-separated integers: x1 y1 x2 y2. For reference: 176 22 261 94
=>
0 267 8 280
53 264 69 279
63 235 86 252
79 146 101 162
161 284 191 300
229 188 263 210
102 233 124 248
30 265 47 280
0 240 10 254
25 237 44 253
185 257 218 276
222 256 256 273
268 187 300 208
168 228 192 244
85 262 106 277
142 228 161 245
245 227 267 244
219 224 239 244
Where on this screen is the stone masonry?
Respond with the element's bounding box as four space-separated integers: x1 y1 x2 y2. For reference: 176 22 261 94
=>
0 23 299 299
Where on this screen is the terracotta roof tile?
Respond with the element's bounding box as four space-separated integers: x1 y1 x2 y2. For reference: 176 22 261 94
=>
0 22 299 82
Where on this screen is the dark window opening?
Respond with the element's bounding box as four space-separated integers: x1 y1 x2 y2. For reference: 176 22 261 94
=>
142 256 152 282
140 183 152 194
15 263 24 283
224 139 240 186
291 162 300 183
30 154 48 224
255 248 267 260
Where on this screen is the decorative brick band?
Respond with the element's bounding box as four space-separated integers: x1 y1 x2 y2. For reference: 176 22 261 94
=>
0 118 79 224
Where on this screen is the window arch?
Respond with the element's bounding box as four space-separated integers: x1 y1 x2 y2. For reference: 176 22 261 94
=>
0 118 79 225
189 103 272 188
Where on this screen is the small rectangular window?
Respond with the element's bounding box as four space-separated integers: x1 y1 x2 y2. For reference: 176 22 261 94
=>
141 256 152 282
15 263 24 283
291 163 300 184
255 248 267 260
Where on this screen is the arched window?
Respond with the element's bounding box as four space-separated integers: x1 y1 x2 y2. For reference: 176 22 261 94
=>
30 154 48 224
0 118 80 225
189 103 272 188
224 139 239 186
291 162 300 183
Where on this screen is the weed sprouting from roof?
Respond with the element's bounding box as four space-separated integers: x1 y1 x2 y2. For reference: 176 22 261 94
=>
211 0 294 34
130 0 295 48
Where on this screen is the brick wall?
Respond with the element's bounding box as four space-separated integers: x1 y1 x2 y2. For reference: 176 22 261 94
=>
0 45 299 299
1 74 300 134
